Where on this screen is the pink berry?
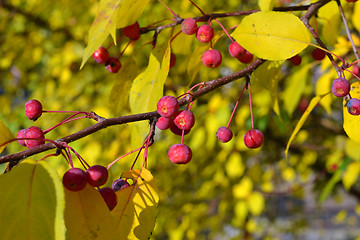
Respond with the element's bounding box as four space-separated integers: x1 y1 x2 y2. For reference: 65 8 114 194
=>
311 48 326 61
202 49 222 68
24 126 45 149
181 18 198 35
352 65 359 77
156 116 172 130
92 47 110 64
25 99 43 121
173 110 195 130
229 42 246 58
157 96 179 118
112 179 130 191
86 165 109 187
63 168 87 192
345 0 358 3
98 187 118 210
170 53 176 68
196 25 214 43
238 51 253 64
169 121 191 136
347 98 360 115
17 129 27 147
168 144 192 164
243 129 264 149
123 22 140 40
331 78 350 97
105 57 122 73
288 54 302 66
216 127 233 143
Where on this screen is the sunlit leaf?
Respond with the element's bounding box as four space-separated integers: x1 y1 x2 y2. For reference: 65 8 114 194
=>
232 11 310 60
233 176 253 199
187 41 211 82
0 159 65 240
343 81 360 144
318 1 340 46
258 0 274 11
114 0 150 29
352 2 360 33
315 71 336 114
343 162 360 190
111 168 159 240
0 121 14 154
247 192 264 216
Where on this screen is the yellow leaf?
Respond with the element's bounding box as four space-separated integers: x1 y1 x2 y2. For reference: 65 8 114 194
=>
343 81 360 144
352 2 360 33
333 210 347 224
111 168 159 240
0 121 14 154
258 0 274 11
233 176 253 199
232 11 310 60
233 201 248 227
115 0 150 29
345 138 360 161
342 162 360 190
315 71 336 114
225 152 245 179
246 192 264 216
0 160 65 240
318 1 340 46
187 42 209 82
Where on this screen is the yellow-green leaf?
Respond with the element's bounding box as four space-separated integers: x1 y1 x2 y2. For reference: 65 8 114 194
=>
315 71 336 114
352 2 360 33
111 168 159 240
115 0 150 29
343 162 360 190
258 0 274 11
187 41 212 82
318 1 340 46
0 159 65 240
231 11 310 60
343 81 360 144
0 121 14 154
246 192 264 216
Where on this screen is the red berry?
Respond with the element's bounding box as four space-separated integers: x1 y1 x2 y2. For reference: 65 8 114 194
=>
157 96 179 118
347 98 360 115
123 22 140 40
243 129 264 149
331 78 350 97
311 48 326 61
92 47 110 64
105 57 122 73
288 54 302 66
86 165 109 187
98 187 118 210
17 129 27 147
170 53 176 68
173 110 195 130
168 144 192 164
216 127 233 143
352 65 359 77
196 25 214 43
238 51 253 64
345 0 358 2
25 99 43 121
169 121 191 136
63 168 87 191
24 126 45 149
202 49 222 68
156 116 172 130
112 179 130 191
229 41 246 58
181 18 198 35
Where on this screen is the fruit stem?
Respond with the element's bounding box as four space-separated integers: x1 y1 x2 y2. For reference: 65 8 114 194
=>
119 39 134 59
107 35 124 50
226 84 246 129
43 112 87 134
213 18 233 42
158 0 179 18
188 0 206 16
107 147 142 169
170 30 182 43
247 81 255 129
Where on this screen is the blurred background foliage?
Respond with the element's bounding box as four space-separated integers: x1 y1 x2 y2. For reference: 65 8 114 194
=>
1 0 360 239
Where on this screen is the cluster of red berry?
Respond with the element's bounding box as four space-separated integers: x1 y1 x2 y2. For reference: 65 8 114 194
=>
288 48 326 66
332 76 360 115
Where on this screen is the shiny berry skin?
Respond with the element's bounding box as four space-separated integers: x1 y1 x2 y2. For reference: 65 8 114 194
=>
331 78 350 97
123 22 140 40
288 54 302 66
63 168 87 191
86 165 109 187
347 98 360 115
92 47 110 64
243 129 264 149
169 121 191 136
25 99 43 121
25 126 45 149
17 129 27 147
311 48 326 61
168 144 192 164
112 179 130 191
170 53 176 68
157 96 179 118
202 49 222 68
105 57 122 73
173 110 195 130
98 187 118 210
156 116 172 130
229 42 246 58
216 127 233 143
238 51 253 64
181 18 198 35
196 25 214 43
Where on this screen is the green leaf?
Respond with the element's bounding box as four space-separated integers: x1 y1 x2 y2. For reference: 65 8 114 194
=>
0 159 65 240
0 121 14 154
232 11 310 60
343 81 360 144
187 43 209 83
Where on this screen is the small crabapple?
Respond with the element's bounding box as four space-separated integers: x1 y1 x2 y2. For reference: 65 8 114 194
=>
216 127 233 143
238 51 253 64
156 116 172 130
196 25 214 43
173 110 195 130
288 54 302 66
229 41 246 58
347 98 360 115
17 129 27 147
202 49 222 68
92 47 110 64
169 121 191 136
63 168 87 191
25 99 43 121
168 144 192 164
331 78 350 97
311 48 326 61
243 129 264 149
123 22 140 40
24 126 45 148
157 96 179 118
98 187 118 210
170 53 176 68
105 57 122 73
181 18 198 35
86 165 109 187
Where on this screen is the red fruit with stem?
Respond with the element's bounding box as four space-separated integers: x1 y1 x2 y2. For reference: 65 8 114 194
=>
173 110 195 130
123 22 140 40
196 25 214 43
229 41 246 58
181 18 198 35
168 144 192 164
170 53 176 68
311 48 326 61
63 168 87 191
156 116 172 130
347 98 360 115
216 127 233 143
169 121 191 136
331 78 350 97
25 99 43 121
243 129 264 149
92 47 110 64
288 54 302 66
86 165 109 187
112 179 130 191
202 49 222 68
157 96 179 118
105 57 122 73
98 187 118 210
17 129 27 147
238 51 253 64
25 126 45 148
